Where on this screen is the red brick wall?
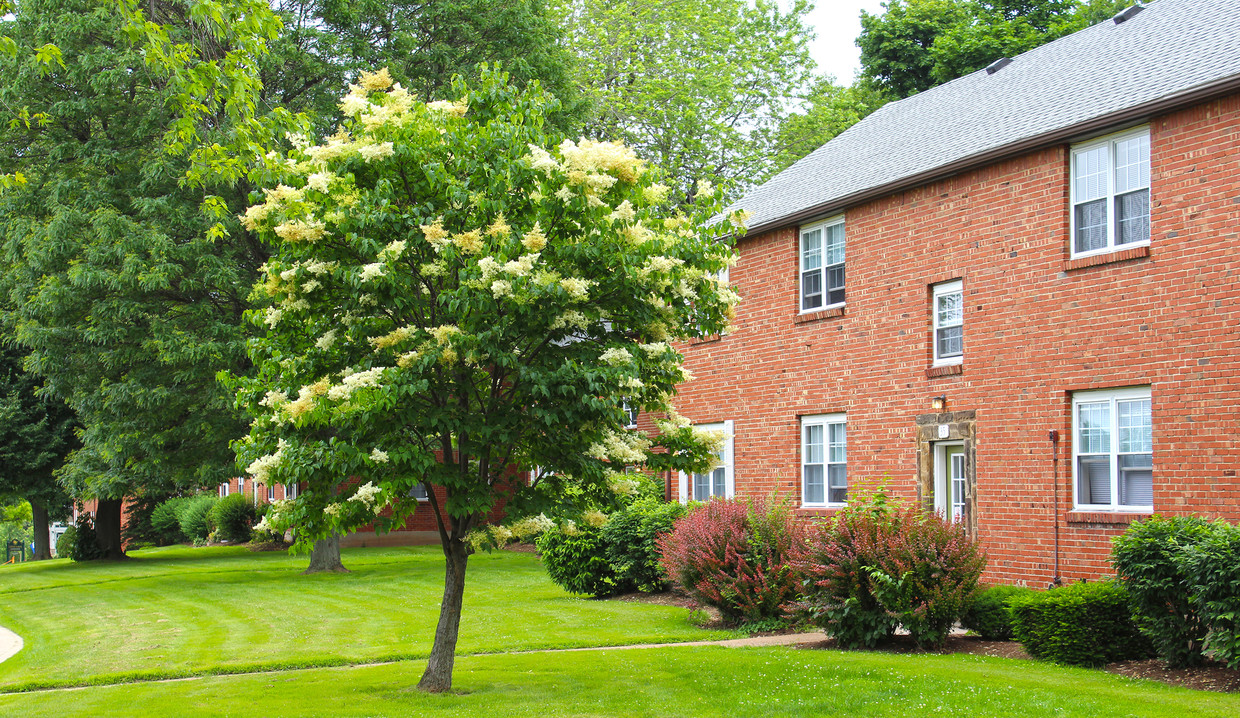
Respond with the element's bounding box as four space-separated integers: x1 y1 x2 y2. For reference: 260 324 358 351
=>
675 93 1240 587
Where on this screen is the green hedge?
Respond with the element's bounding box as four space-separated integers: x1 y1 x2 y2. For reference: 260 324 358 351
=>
210 493 258 544
1008 581 1151 667
537 525 617 597
601 497 688 593
962 584 1036 641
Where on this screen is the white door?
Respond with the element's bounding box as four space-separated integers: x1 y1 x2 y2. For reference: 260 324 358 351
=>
934 443 967 524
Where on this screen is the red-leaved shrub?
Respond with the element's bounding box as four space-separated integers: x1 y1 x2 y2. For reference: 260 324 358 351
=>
657 496 802 622
791 490 986 648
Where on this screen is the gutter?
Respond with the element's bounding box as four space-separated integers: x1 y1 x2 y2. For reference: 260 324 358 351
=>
743 73 1240 238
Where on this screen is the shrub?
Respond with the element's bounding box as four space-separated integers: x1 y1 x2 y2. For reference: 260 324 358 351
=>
178 495 217 542
1008 580 1152 667
1112 515 1213 667
537 525 619 597
68 513 103 562
211 492 259 544
150 497 192 545
55 525 76 559
962 585 1037 640
1176 521 1240 668
792 491 986 649
658 496 802 623
603 497 688 593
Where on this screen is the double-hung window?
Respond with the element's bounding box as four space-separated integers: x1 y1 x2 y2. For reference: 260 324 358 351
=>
1070 127 1150 257
799 217 845 311
622 399 639 429
267 484 275 501
1073 387 1152 511
932 280 963 366
680 421 733 502
284 483 298 500
802 414 847 507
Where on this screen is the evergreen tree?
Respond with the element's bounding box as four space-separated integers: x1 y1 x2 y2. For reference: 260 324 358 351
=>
0 344 76 560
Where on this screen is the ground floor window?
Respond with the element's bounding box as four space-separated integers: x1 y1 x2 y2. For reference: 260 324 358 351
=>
802 414 847 507
1073 386 1152 510
679 421 733 502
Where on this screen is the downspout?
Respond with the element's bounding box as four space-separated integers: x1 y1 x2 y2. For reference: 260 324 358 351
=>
1048 430 1063 588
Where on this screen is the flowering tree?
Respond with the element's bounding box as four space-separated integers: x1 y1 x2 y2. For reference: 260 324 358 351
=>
231 66 743 692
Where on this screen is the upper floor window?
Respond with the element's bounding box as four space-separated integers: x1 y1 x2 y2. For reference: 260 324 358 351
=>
622 399 639 429
1070 127 1150 257
802 414 847 508
932 280 963 366
1073 387 1152 511
800 217 845 312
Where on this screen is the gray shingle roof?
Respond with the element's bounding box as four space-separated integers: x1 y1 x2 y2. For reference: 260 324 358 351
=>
735 0 1240 234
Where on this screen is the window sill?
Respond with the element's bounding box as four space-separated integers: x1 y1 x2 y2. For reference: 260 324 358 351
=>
689 334 723 346
796 506 844 517
794 306 845 325
1064 245 1149 272
926 363 963 379
1065 510 1152 525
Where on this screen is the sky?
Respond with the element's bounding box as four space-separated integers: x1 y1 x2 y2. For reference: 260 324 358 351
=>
797 1 889 83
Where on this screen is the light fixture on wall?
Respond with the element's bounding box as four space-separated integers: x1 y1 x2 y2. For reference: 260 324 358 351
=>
931 395 947 412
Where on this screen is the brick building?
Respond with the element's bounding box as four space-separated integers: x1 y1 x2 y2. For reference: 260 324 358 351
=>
672 0 1240 586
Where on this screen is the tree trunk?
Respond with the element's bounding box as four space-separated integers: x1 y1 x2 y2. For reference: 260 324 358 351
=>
30 501 51 561
94 498 125 560
417 536 470 693
302 533 349 574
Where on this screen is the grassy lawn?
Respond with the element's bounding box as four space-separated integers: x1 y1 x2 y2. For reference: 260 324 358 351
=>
3 646 1239 717
2 544 1238 716
0 544 731 691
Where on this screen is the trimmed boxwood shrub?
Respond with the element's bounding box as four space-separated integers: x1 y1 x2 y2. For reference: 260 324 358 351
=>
658 496 802 623
602 497 688 593
1112 515 1213 667
211 492 259 544
962 584 1036 640
537 525 618 597
1008 580 1152 667
178 495 217 542
792 491 985 649
67 513 103 562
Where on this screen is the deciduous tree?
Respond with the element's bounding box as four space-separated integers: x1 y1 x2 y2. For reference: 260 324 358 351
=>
231 67 739 691
552 0 813 201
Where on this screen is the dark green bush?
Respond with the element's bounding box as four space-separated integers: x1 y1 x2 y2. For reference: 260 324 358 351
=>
1009 580 1152 666
210 492 258 544
178 495 217 542
1175 521 1240 669
1112 515 1213 667
962 584 1037 640
602 497 688 593
537 525 619 597
150 497 191 545
68 513 103 562
55 525 76 559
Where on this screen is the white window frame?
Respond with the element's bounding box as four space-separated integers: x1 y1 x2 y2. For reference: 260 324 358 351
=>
1072 386 1153 512
284 483 298 500
266 484 275 501
409 483 429 502
622 399 639 429
931 280 964 367
798 216 845 313
801 413 847 508
1069 126 1151 259
219 483 230 498
678 420 734 503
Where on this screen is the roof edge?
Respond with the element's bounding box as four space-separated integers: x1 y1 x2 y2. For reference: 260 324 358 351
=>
744 71 1240 237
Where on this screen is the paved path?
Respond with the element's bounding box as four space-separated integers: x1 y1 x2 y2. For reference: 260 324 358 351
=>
0 626 21 664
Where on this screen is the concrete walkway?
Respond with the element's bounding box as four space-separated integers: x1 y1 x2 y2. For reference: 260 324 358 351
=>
0 626 21 664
